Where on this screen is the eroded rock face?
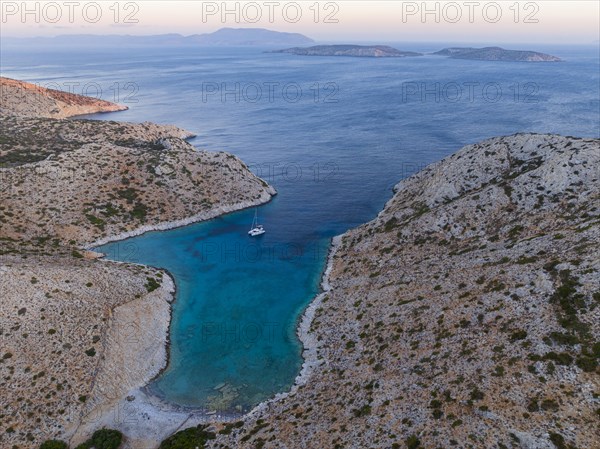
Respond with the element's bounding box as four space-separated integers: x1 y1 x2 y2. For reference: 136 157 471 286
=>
209 134 599 449
0 77 128 118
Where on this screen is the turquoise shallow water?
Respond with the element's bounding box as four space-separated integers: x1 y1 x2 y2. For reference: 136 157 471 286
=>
96 199 330 411
2 43 598 410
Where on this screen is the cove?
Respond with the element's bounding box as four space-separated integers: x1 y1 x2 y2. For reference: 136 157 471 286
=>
95 197 331 412
34 43 597 412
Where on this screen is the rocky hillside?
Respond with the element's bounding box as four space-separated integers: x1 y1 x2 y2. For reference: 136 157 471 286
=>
208 134 599 449
0 77 128 118
0 81 275 448
0 115 274 249
0 255 173 448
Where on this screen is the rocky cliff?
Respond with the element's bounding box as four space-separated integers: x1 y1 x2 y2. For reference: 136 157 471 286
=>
0 115 274 248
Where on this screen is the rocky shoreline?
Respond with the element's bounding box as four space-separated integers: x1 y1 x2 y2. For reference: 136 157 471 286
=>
86 190 276 250
271 45 422 57
0 76 129 118
4 75 598 449
433 46 562 61
77 222 337 449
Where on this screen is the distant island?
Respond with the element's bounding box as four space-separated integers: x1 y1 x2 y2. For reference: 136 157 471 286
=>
1 27 314 47
433 46 562 62
270 45 423 58
192 27 314 46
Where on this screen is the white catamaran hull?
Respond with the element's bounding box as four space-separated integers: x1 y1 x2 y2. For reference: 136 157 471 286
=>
248 227 266 236
248 209 266 236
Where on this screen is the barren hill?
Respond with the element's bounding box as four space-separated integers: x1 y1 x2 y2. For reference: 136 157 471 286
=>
209 134 599 449
0 76 128 118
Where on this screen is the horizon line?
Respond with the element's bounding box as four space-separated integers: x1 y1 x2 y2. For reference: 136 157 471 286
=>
1 33 599 47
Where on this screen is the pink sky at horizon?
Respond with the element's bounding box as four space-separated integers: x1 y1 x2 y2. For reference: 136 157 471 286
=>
1 1 599 44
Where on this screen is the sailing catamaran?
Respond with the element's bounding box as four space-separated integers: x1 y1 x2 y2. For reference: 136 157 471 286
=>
248 208 266 236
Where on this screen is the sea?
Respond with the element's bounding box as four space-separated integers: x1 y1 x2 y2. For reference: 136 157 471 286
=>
1 42 598 412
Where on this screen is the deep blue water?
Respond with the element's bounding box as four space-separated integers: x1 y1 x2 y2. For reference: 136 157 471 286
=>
2 43 598 411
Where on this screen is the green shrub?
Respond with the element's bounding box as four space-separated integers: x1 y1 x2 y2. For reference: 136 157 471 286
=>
510 330 527 342
549 332 580 345
145 277 161 293
352 404 372 417
548 432 567 449
384 217 398 232
85 214 105 230
89 429 123 449
576 356 597 372
405 435 422 449
470 388 484 401
543 351 573 365
527 399 539 412
159 425 216 449
540 399 559 412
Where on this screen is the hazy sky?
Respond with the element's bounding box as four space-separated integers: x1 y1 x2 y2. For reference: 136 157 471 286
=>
2 1 599 44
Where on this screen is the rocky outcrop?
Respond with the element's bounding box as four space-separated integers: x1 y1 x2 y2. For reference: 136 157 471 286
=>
0 77 128 118
208 134 599 449
433 47 562 62
271 45 423 57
